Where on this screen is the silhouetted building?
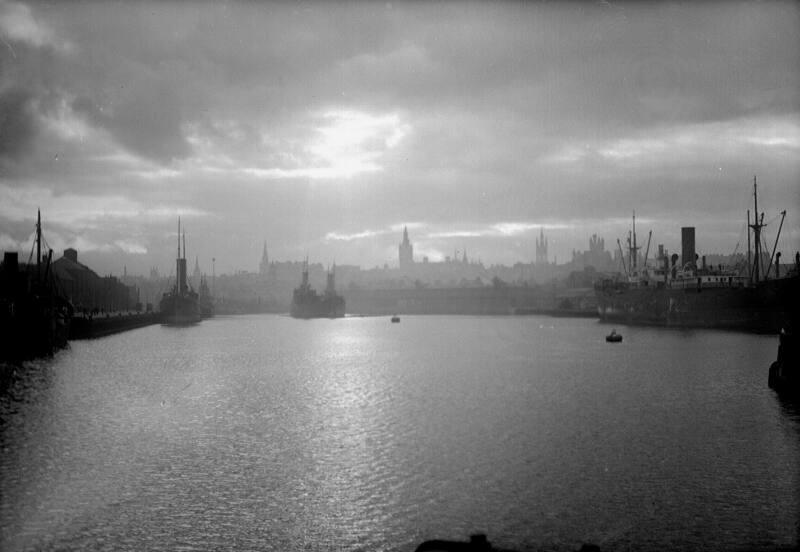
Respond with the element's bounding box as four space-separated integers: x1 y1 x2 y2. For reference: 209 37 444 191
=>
570 234 614 272
399 227 414 271
536 227 548 265
259 241 269 276
192 256 202 290
52 249 135 312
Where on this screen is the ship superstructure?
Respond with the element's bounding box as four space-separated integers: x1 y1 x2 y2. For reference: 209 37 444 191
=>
290 260 345 319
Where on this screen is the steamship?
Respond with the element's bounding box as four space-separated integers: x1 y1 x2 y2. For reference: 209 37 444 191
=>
595 178 799 333
290 260 345 319
160 219 201 325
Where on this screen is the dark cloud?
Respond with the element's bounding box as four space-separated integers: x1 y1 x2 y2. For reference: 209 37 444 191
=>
72 79 191 164
0 87 37 162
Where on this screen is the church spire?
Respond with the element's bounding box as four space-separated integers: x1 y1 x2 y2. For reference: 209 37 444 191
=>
259 240 269 275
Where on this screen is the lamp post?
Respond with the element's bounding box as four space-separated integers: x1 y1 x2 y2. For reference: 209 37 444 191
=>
212 257 216 300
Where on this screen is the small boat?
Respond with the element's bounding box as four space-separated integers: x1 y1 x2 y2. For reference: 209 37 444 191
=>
606 329 622 342
391 315 400 323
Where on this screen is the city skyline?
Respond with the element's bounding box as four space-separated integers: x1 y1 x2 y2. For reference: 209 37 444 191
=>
1 1 799 276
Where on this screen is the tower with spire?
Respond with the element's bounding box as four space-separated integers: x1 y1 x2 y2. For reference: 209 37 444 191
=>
398 226 414 271
536 227 548 265
259 241 269 276
192 256 201 290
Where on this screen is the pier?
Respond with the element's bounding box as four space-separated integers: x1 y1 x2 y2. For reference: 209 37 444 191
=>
69 312 163 340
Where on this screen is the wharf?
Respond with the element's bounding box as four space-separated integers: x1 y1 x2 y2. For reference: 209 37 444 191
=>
69 312 163 340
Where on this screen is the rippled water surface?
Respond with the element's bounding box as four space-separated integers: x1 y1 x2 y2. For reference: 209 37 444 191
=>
1 315 798 551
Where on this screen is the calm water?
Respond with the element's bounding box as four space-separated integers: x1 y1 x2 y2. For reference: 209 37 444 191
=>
1 315 798 551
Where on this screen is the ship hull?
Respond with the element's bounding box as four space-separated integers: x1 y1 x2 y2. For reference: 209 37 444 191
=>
290 297 345 319
159 294 201 326
596 275 799 333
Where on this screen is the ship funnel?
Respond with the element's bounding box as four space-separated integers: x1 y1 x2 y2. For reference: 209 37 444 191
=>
177 258 188 293
681 227 696 271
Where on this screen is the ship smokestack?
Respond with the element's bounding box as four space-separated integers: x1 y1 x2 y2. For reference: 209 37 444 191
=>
681 227 696 271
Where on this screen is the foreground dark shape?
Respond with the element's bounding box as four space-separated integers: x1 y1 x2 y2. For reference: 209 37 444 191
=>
0 211 72 362
415 535 600 552
769 329 798 397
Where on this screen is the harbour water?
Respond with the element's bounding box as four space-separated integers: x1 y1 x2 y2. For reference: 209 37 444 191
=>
1 315 798 551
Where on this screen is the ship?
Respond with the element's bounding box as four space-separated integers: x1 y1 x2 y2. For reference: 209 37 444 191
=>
594 178 800 333
159 219 201 325
290 260 345 319
1 210 72 362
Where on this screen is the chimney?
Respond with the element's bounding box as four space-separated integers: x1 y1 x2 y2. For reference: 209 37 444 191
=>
681 227 695 270
64 248 78 263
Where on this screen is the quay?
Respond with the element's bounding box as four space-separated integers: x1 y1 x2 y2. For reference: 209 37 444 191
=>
69 311 163 340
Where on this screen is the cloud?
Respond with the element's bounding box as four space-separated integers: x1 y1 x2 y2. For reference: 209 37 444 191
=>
0 1 72 52
0 232 19 251
0 185 209 229
0 87 37 162
72 88 192 164
113 239 147 255
324 229 383 242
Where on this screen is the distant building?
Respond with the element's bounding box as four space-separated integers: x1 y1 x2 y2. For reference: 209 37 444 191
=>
259 241 269 276
570 233 614 272
192 256 202 290
536 227 548 265
398 227 414 271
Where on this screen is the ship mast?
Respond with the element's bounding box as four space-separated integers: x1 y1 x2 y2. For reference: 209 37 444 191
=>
36 209 42 280
749 176 765 283
632 211 638 271
746 209 751 279
617 238 628 277
765 210 786 280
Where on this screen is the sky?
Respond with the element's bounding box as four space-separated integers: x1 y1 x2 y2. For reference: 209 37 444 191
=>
1 0 799 276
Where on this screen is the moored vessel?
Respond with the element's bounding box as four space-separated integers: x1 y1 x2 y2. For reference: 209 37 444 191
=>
290 260 345 319
0 211 72 361
160 219 201 325
595 178 799 333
